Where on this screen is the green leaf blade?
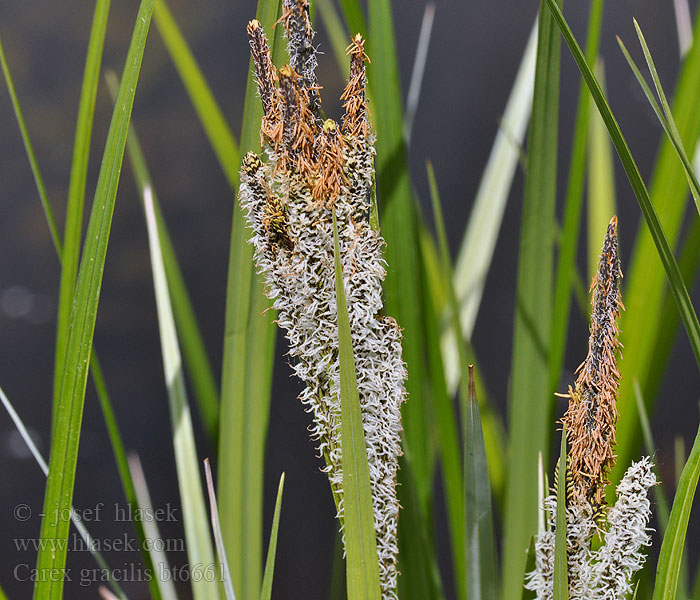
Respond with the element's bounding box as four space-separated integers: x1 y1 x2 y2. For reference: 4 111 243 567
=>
216 2 282 597
653 426 700 600
33 2 154 598
502 2 561 596
153 0 239 188
332 214 382 600
553 432 568 600
260 473 286 600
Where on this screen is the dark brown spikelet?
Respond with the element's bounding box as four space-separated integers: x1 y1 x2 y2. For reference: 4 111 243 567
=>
278 65 316 177
313 119 347 205
247 20 282 147
263 192 294 251
562 216 623 508
341 34 370 138
281 0 322 119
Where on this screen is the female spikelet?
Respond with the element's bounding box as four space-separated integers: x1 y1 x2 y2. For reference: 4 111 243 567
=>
238 4 405 596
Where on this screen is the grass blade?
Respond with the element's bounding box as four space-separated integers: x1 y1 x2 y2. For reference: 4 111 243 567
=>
427 162 469 599
0 35 60 253
617 24 700 215
217 2 282 597
106 70 220 447
553 431 568 600
53 0 111 437
33 3 153 597
3 21 160 599
673 0 693 58
447 19 538 395
317 0 350 77
633 382 671 531
464 367 498 600
368 0 433 516
338 0 367 38
396 459 445 600
128 455 179 600
643 218 700 412
204 459 237 600
521 537 537 600
549 0 605 391
260 473 285 600
612 2 700 485
544 0 700 375
332 214 381 599
404 3 435 143
502 2 561 596
0 385 127 600
144 185 220 600
153 0 239 187
418 225 466 598
653 425 700 600
587 61 616 279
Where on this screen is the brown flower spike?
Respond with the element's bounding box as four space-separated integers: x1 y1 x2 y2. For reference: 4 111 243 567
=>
562 216 623 508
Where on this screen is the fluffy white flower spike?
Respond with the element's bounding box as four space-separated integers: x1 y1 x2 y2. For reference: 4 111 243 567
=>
526 459 655 600
240 10 405 598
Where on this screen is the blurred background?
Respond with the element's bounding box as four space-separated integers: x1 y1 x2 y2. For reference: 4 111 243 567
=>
1 0 699 597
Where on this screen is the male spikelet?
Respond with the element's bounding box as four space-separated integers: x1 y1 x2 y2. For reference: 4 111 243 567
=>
526 219 656 599
239 15 404 598
562 216 623 508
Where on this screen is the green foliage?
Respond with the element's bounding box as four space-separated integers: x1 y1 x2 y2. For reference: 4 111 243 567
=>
5 1 700 599
332 214 382 599
502 2 561 597
553 432 568 600
32 2 153 597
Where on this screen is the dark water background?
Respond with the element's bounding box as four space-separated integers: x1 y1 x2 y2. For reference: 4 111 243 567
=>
1 0 699 597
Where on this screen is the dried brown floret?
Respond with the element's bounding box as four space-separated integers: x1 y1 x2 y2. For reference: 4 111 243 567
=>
278 65 316 177
313 119 347 205
341 34 370 138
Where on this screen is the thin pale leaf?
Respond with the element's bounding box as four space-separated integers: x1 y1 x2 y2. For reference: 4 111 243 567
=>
0 385 128 600
128 455 179 600
203 459 237 600
464 367 498 600
106 70 220 447
144 185 220 600
404 3 435 143
447 20 538 395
